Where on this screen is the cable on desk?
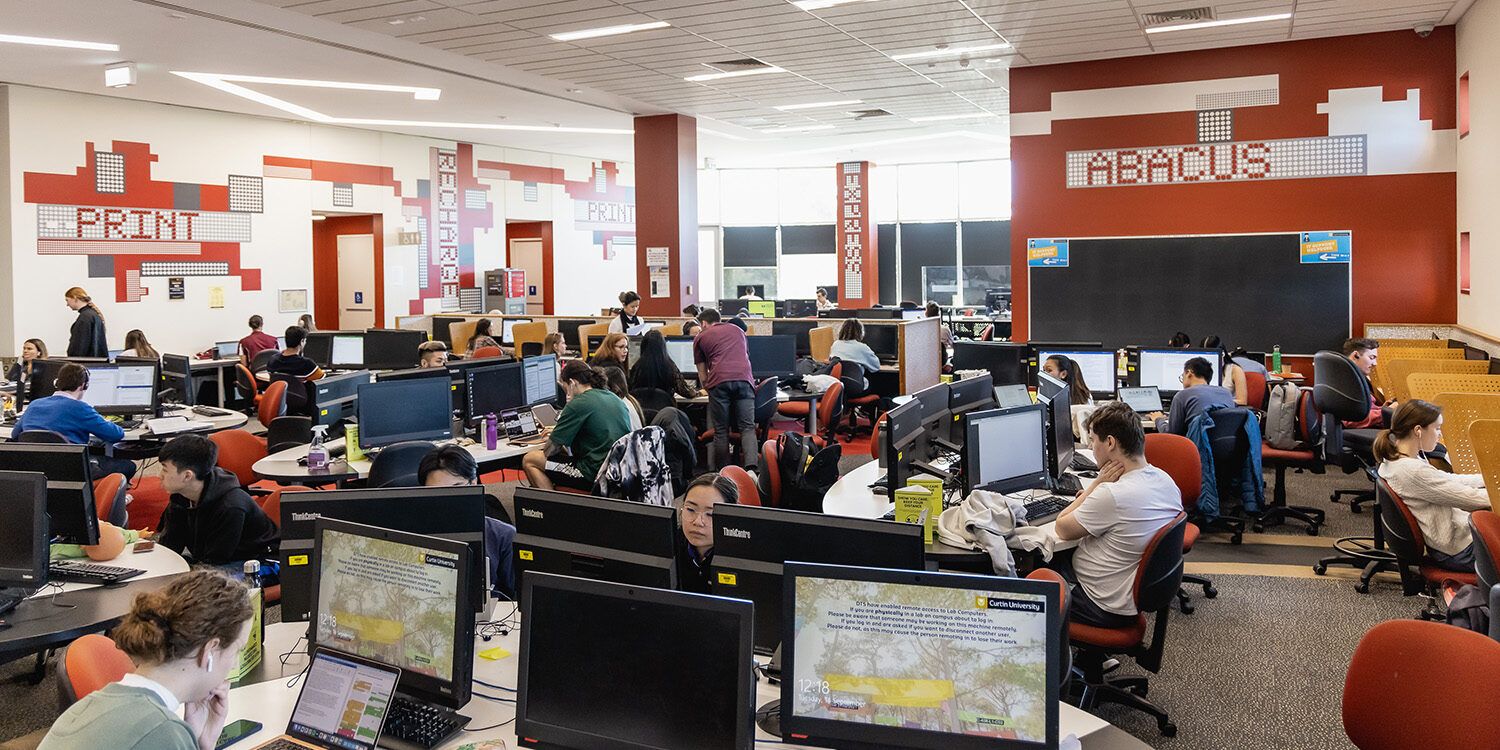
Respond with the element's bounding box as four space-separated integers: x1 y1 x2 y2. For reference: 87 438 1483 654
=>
465 717 516 732
471 691 516 704
285 660 312 689
474 678 515 693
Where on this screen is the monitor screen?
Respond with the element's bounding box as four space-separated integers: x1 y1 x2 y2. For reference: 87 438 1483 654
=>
746 300 776 318
356 378 452 449
362 329 425 370
718 299 750 317
863 325 898 360
312 371 371 428
994 384 1032 409
0 471 48 588
81 364 159 415
287 650 400 750
910 383 950 426
1118 386 1163 412
0 444 98 545
277 336 287 350
781 563 1059 750
331 334 365 368
952 342 1028 385
1137 349 1221 392
664 337 697 375
501 318 531 345
1037 349 1117 395
746 335 796 379
963 405 1048 494
522 355 559 406
466 361 525 421
881 398 924 492
902 308 927 321
303 333 334 367
518 574 754 750
215 341 238 359
1040 386 1074 481
771 321 818 357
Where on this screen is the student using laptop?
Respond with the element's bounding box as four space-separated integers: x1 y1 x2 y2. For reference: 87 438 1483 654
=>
1150 356 1235 436
420 444 518 599
675 473 739 594
417 340 449 368
1051 401 1183 628
40 570 253 750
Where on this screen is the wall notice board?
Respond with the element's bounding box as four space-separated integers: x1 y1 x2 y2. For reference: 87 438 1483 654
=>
1028 233 1349 354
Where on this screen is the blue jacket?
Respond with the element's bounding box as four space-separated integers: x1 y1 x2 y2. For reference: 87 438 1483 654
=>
14 394 125 446
1184 406 1264 520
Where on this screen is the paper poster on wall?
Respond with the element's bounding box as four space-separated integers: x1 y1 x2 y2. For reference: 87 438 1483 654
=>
1027 238 1070 267
279 289 308 313
208 286 225 309
168 278 184 300
650 270 671 298
646 246 670 266
1299 231 1352 264
647 246 671 298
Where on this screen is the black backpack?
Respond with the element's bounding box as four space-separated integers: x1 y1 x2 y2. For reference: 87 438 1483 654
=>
765 432 842 512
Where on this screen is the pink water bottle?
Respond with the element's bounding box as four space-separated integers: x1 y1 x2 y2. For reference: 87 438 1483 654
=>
484 413 498 450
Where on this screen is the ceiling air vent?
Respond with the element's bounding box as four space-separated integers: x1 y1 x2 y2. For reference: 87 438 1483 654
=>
849 109 893 120
707 58 773 71
1141 7 1216 27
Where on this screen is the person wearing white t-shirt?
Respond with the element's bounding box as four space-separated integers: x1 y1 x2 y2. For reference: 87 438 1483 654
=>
1052 401 1184 628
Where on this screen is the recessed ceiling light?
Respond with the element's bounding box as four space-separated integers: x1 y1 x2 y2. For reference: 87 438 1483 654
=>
566 88 582 93
792 0 884 10
0 33 119 52
761 124 836 133
908 112 1000 122
890 43 1010 61
686 66 786 82
550 21 670 42
1144 12 1292 33
774 99 861 111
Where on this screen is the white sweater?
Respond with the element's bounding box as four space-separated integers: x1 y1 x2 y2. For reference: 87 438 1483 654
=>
1377 456 1491 556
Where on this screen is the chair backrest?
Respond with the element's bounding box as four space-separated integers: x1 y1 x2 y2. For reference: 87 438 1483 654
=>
512 321 549 356
871 412 887 459
1385 359 1491 401
1430 392 1500 474
258 380 288 426
1243 369 1267 411
753 378 780 430
1144 433 1200 513
249 348 279 373
1205 407 1252 490
235 363 260 400
1409 373 1500 404
1312 351 1372 422
817 380 845 431
1378 346 1467 360
836 360 869 397
719 465 760 506
520 342 543 358
1471 419 1500 512
14 429 69 444
576 322 610 354
210 429 269 487
448 320 479 356
58 634 133 707
1132 512 1188 615
760 439 783 507
808 325 835 362
1472 511 1500 593
1025 567 1071 684
91 473 126 525
471 345 504 360
367 440 436 488
630 387 675 423
266 416 314 455
258 485 314 529
1376 477 1428 565
1342 619 1500 749
1377 338 1456 349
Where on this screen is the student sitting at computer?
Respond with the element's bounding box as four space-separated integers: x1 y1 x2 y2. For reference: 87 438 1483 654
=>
603 366 645 430
1343 337 1389 428
155 434 279 568
590 332 630 373
297 313 315 332
120 329 159 360
829 319 880 388
543 333 569 360
1375 400 1491 572
694 308 757 471
738 286 762 301
419 444 517 599
675 473 740 594
1150 356 1235 436
1201 335 1250 406
1042 355 1093 406
522 361 632 491
1051 401 1184 628
631 329 702 400
418 340 449 368
6 338 47 383
267 326 324 381
816 287 836 311
14 363 135 480
38 569 252 750
238 315 278 364
467 318 502 353
608 291 643 334
1167 331 1191 348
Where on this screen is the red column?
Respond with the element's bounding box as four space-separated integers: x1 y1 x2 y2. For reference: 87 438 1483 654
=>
633 114 699 317
838 161 879 307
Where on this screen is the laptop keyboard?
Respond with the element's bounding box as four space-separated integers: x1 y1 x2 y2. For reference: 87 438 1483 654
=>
255 740 303 750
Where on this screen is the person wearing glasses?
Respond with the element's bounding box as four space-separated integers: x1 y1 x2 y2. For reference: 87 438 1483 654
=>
674 473 740 594
1150 356 1235 436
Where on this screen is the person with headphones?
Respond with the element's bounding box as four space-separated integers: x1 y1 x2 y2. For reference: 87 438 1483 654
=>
13 362 135 480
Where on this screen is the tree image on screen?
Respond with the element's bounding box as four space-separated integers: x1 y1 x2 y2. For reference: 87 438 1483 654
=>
316 531 459 681
793 578 1048 741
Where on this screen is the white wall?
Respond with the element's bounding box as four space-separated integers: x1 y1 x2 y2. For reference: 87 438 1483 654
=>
1458 0 1500 333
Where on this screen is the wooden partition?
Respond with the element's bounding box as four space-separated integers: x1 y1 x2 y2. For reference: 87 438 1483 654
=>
448 320 480 356
809 326 835 362
512 322 548 356
1431 393 1500 474
1408 374 1500 403
1386 360 1490 401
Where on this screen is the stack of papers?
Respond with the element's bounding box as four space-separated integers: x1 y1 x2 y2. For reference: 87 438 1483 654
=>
146 416 213 436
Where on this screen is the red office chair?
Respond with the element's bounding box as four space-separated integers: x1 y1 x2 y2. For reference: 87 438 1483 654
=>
830 362 881 442
1342 620 1500 749
1068 512 1186 737
719 465 761 506
91 473 126 528
776 381 844 445
56 634 134 708
471 346 504 360
1144 434 1216 613
870 412 887 460
1026 568 1072 686
211 429 269 487
235 363 261 411
1257 387 1326 534
1377 477 1477 619
257 379 288 428
1474 510 1499 594
1243 369 1268 411
759 439 783 508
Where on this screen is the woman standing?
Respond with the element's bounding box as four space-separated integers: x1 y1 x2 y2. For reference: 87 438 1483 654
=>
608 291 643 334
65 287 107 358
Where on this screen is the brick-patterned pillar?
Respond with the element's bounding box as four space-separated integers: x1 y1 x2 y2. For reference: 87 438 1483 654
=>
633 114 699 316
838 161 879 307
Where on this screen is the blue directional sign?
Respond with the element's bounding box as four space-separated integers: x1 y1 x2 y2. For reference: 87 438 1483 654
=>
1027 238 1070 268
1300 231 1352 264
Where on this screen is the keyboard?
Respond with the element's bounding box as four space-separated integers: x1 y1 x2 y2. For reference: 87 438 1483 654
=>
253 740 302 750
0 589 25 617
1070 453 1099 472
118 419 142 430
192 405 227 417
378 696 470 750
49 560 145 585
1022 495 1071 523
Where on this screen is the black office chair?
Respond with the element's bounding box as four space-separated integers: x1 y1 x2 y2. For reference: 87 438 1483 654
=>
366 440 436 488
1471 511 1498 594
752 378 780 441
266 416 313 455
520 342 543 358
1199 407 1252 544
630 387 675 424
250 349 277 374
13 429 69 444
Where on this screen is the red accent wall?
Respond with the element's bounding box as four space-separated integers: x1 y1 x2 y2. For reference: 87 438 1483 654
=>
506 221 554 314
1010 28 1457 343
311 215 384 330
633 114 699 316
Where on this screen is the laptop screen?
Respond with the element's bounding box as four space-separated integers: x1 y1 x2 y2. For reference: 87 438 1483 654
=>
1119 386 1162 413
288 650 400 750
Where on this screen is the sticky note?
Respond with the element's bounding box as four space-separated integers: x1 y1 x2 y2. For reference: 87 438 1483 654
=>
478 646 512 661
288 554 309 566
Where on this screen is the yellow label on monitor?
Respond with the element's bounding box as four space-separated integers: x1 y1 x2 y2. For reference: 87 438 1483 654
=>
717 572 738 586
319 409 329 417
288 554 309 566
518 549 534 561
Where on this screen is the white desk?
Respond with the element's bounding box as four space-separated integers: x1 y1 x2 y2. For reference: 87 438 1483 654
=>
252 436 533 485
0 408 247 443
32 546 188 598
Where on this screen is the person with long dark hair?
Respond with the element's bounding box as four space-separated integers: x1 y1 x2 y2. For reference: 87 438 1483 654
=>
521 360 631 491
467 318 501 353
64 286 108 358
1374 400 1490 572
608 291 643 334
1042 355 1093 406
1202 335 1249 405
630 329 701 400
6 338 47 383
603 365 644 430
121 329 160 360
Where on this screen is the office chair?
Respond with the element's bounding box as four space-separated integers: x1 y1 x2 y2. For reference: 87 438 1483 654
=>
12 429 68 444
719 465 761 506
249 348 278 374
471 345 505 360
759 439 783 508
629 387 675 424
266 416 313 455
1243 369 1268 411
235 363 261 412
1068 512 1186 737
257 380 288 427
775 381 844 445
366 440 436 488
56 635 133 708
1377 477 1477 619
1311 351 1397 592
1473 511 1499 594
1199 406 1252 544
210 428 270 488
1256 387 1326 534
91 473 127 529
1342 620 1500 750
831 361 881 441
1144 433 1216 613
1025 568 1072 687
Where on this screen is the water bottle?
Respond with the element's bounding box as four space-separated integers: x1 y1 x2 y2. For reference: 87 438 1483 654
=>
1272 345 1282 374
307 426 328 470
485 412 499 450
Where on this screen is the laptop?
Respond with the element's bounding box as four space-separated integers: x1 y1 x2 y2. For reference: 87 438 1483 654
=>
215 341 239 359
1118 386 1164 414
251 648 400 750
502 408 543 439
994 383 1032 409
531 402 558 429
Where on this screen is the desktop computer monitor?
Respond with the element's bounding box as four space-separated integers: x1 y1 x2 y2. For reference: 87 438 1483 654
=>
362 329 426 370
718 298 750 317
952 342 1028 386
771 320 818 357
302 332 334 367
746 335 797 379
17 358 68 409
465 361 525 422
1035 349 1117 395
901 308 927 321
1135 348 1222 393
854 308 902 320
517 573 755 750
214 341 238 359
746 300 776 318
375 366 448 385
947 373 996 444
522 354 559 406
783 299 816 318
356 377 452 449
81 363 160 416
279 485 488 621
881 397 923 494
500 318 532 345
429 316 464 349
863 324 899 363
330 334 365 369
159 354 194 407
0 444 98 545
555 319 594 351
962 404 1049 494
627 336 643 366
780 562 1060 750
1037 372 1074 482
584 334 606 357
311 370 371 428
818 309 856 319
0 471 49 594
909 382 950 459
664 337 697 378
511 487 677 593
711 504 925 654
309 518 474 710
986 288 1012 312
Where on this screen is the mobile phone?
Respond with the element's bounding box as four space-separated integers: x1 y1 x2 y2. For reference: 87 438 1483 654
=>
215 719 263 749
133 540 155 553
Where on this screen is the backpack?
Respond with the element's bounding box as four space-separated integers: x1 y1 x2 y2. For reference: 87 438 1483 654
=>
1263 382 1301 450
763 432 843 513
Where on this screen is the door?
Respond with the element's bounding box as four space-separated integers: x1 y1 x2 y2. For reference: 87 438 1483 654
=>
510 238 545 314
337 234 376 329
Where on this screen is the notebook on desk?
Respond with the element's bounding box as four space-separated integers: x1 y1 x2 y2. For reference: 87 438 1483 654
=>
251 648 400 750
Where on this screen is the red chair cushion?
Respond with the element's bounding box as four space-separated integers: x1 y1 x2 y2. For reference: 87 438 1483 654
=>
125 477 170 532
848 394 880 405
777 402 811 417
1419 565 1478 587
1068 615 1148 650
1182 522 1200 552
1261 445 1316 462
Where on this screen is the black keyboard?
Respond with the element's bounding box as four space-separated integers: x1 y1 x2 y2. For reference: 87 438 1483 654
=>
118 419 142 430
0 589 25 617
1022 496 1071 522
378 696 469 750
1071 453 1099 472
48 561 145 585
192 405 226 417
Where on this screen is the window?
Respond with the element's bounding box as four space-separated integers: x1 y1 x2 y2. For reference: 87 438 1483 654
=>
1459 72 1470 139
1461 231 1471 295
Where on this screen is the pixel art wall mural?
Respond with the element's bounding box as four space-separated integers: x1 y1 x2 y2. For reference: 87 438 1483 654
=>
477 158 636 260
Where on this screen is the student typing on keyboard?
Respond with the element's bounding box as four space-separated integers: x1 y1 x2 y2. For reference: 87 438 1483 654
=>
154 434 280 570
12 362 137 485
1047 402 1184 629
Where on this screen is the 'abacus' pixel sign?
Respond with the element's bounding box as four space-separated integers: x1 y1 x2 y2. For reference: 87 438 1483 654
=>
1066 135 1367 188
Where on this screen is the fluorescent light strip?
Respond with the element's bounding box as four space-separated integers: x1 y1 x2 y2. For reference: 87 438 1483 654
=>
909 112 1000 123
685 66 786 82
774 99 862 111
891 43 1010 61
1145 13 1293 33
760 125 836 133
201 73 440 101
173 72 331 122
550 20 670 42
0 33 118 51
792 0 883 10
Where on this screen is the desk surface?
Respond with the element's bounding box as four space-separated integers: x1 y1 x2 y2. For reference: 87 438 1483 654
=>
253 436 532 483
230 621 1147 750
0 407 247 442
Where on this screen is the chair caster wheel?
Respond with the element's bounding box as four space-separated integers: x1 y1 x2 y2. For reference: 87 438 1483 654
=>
1354 582 1370 594
1351 505 1362 514
1179 601 1194 615
1159 721 1177 737
1313 563 1327 575
1203 586 1218 599
1306 525 1321 536
1230 533 1243 545
1252 523 1265 533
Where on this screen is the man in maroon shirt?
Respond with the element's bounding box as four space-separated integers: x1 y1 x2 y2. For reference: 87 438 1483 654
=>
238 315 279 365
693 308 757 470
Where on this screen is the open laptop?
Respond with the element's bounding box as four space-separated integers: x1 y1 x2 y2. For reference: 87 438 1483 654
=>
251 647 400 750
531 402 558 429
994 383 1032 409
1118 386 1164 414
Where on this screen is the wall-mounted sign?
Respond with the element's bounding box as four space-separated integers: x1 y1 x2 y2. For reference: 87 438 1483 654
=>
1027 238 1070 268
1066 135 1367 188
647 246 670 298
279 288 308 313
1300 231 1352 264
168 277 185 300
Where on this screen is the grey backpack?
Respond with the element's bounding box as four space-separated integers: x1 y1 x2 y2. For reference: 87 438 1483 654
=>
1263 381 1301 450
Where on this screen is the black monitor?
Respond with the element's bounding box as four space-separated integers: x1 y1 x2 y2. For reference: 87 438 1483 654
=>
1132 348 1223 393
517 573 755 750
585 334 606 357
963 403 1050 494
356 377 452 449
500 318 532 345
863 324 899 362
465 361 525 422
17 358 68 409
718 298 750 317
986 288 1012 312
511 487 677 593
555 319 595 351
1037 372 1074 482
881 397 924 495
521 354 559 406
159 354 194 406
309 518 474 710
854 308 902 320
1033 348 1117 395
362 328 425 370
948 373 997 444
711 503 926 653
443 358 496 417
0 444 98 545
0 471 49 591
909 382 950 459
664 336 697 379
278 485 489 621
952 341 1028 385
818 309 857 319
780 562 1060 750
746 335 797 379
302 332 334 367
81 362 160 417
771 320 818 357
375 366 449 385
783 299 817 318
311 370 370 428
430 316 465 349
330 333 366 369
